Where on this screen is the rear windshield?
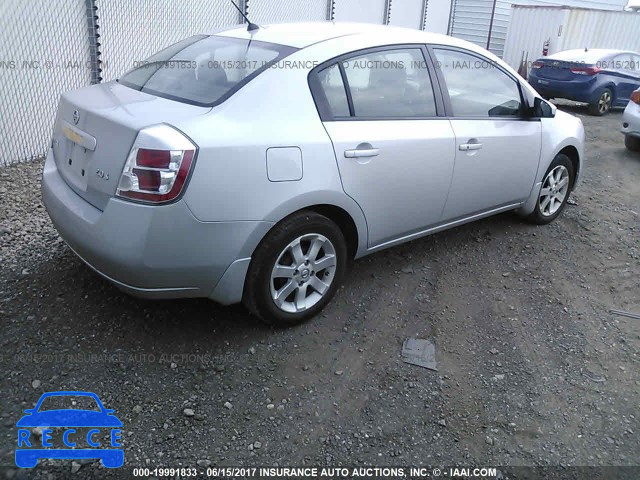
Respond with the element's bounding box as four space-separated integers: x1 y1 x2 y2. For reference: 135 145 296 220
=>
118 35 296 107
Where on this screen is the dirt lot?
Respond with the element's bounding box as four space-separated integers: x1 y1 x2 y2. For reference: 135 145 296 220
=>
1 108 639 479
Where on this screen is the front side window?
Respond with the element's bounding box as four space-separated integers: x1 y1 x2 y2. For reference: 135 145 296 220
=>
433 48 522 117
341 48 438 118
119 35 296 106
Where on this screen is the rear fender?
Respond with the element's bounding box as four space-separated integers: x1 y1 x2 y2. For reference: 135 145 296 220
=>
261 190 369 259
593 80 616 103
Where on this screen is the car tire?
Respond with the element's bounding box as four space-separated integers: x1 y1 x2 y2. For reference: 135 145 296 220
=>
625 135 640 152
526 154 575 225
243 211 348 326
588 88 613 116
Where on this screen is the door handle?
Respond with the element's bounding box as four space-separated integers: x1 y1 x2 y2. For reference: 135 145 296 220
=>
344 143 380 158
459 143 483 151
459 142 483 151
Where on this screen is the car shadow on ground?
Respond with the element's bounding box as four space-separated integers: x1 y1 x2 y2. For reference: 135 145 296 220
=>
552 100 628 117
9 210 537 354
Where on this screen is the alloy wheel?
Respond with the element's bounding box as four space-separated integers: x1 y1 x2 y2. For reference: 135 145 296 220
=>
270 234 337 313
539 165 570 217
598 91 612 114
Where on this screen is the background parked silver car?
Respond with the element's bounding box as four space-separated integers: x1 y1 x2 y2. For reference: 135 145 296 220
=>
42 22 585 325
622 88 640 151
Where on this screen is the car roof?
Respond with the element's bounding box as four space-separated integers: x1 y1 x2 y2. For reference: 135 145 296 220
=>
546 48 636 63
37 390 100 399
210 21 457 49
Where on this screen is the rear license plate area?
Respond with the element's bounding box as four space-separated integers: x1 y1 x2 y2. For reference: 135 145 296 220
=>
62 140 90 190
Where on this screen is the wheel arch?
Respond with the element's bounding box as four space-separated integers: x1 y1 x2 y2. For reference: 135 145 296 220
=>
240 202 365 324
211 192 368 306
517 141 582 217
259 203 365 261
301 204 360 259
593 82 616 104
557 145 580 189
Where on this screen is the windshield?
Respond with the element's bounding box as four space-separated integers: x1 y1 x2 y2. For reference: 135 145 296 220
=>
118 35 297 107
37 395 101 412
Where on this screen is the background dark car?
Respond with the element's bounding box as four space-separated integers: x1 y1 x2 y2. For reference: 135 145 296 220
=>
529 49 640 116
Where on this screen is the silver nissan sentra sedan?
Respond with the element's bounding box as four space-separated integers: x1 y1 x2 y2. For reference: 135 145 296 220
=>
43 22 585 326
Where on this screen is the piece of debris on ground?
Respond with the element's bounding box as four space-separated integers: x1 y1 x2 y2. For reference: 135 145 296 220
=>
402 338 438 371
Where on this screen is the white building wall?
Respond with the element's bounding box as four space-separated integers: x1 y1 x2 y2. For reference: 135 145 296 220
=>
503 6 640 69
450 0 629 57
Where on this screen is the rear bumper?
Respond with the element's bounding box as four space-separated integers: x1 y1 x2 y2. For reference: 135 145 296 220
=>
528 73 598 104
42 149 272 304
621 101 640 138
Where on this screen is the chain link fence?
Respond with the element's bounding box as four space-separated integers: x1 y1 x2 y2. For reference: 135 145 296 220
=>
0 0 93 166
0 0 445 166
97 0 240 82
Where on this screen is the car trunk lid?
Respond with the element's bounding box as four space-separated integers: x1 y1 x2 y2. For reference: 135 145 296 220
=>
533 59 577 80
51 81 209 211
534 59 600 81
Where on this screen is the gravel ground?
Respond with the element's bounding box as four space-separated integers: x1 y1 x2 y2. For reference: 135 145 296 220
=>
0 108 639 479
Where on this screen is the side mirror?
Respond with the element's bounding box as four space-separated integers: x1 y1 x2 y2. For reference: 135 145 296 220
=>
533 97 556 118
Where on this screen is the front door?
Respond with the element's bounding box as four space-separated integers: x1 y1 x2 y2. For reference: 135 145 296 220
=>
431 47 542 220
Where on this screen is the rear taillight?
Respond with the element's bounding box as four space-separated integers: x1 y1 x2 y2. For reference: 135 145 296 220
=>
631 90 640 105
531 61 544 69
117 125 197 204
570 66 602 76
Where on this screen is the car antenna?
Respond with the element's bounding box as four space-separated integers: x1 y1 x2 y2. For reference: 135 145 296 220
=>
230 0 259 32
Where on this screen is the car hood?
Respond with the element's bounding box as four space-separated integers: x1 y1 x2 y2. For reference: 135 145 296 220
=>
16 410 123 427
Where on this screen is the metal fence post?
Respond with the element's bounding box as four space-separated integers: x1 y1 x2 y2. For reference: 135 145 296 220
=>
447 0 456 35
85 0 102 84
241 0 249 23
420 0 428 30
327 0 335 20
384 0 392 24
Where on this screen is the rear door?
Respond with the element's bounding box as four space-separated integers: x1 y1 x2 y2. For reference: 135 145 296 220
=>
310 46 456 248
430 47 541 220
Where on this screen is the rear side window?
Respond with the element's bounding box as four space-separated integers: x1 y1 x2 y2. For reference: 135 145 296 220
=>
317 64 350 117
118 35 296 107
433 48 522 117
342 48 437 118
312 47 438 120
